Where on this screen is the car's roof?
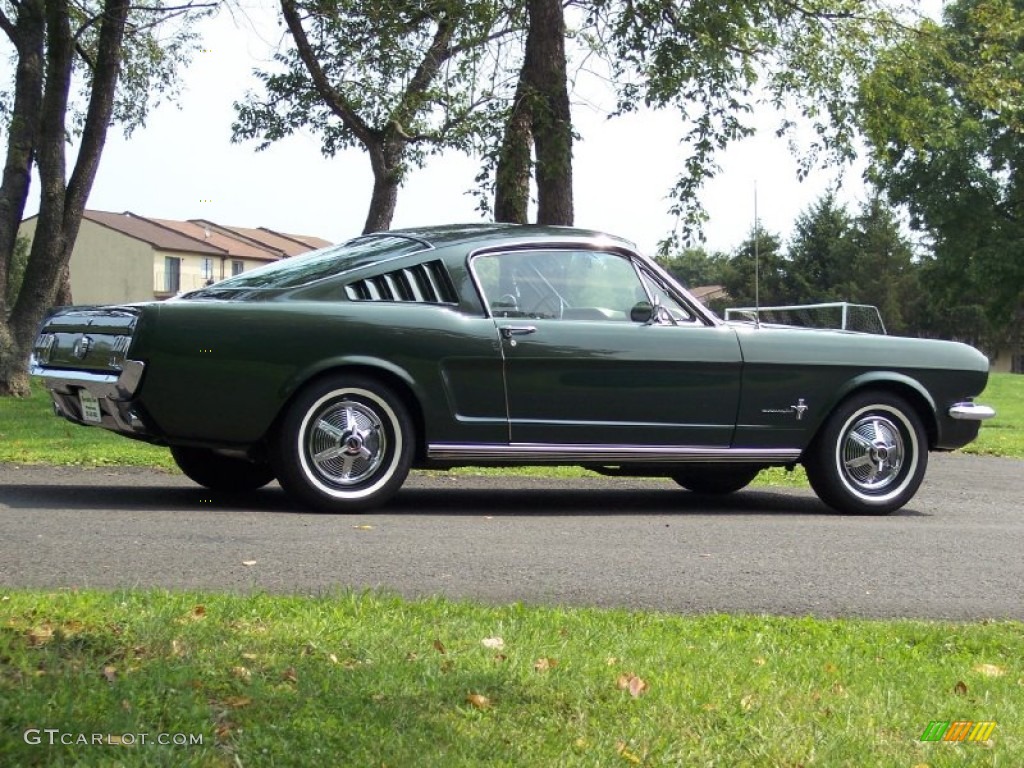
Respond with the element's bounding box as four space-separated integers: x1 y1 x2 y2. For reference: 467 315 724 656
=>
378 223 638 252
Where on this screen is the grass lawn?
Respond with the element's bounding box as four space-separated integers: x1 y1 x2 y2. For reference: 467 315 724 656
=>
1 590 1021 767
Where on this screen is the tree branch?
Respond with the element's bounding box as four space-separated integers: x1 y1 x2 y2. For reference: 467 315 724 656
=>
279 0 374 146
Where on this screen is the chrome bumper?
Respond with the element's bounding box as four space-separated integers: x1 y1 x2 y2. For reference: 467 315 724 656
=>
948 402 996 421
30 358 150 436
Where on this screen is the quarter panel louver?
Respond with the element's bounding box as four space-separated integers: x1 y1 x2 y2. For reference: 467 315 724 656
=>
345 260 457 304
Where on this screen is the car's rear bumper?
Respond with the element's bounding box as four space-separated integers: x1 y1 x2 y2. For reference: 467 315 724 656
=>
30 358 151 438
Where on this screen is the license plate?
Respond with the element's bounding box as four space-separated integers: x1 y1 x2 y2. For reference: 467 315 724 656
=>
79 390 102 423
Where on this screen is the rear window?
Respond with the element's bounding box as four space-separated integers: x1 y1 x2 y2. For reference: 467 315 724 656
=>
184 234 428 294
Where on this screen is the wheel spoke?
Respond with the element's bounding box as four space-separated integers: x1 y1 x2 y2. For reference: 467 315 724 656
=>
316 421 345 441
845 454 875 470
314 446 343 463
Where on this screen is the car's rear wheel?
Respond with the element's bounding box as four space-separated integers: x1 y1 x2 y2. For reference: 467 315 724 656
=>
272 374 414 512
672 465 762 495
170 446 275 492
804 391 928 515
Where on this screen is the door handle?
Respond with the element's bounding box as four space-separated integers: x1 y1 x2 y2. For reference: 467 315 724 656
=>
499 325 536 346
499 325 536 338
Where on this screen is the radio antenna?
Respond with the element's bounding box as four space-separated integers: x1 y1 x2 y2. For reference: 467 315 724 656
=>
754 181 761 329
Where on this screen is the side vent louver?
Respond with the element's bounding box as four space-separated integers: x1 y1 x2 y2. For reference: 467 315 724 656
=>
345 260 457 304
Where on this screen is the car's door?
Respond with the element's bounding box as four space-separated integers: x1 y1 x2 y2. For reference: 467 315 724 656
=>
471 248 743 447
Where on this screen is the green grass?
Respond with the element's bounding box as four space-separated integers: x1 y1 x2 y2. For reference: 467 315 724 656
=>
960 372 1024 457
1 590 1020 767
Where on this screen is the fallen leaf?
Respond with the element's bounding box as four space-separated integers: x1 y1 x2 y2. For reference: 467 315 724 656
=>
753 656 766 666
615 740 643 764
231 666 251 681
241 652 259 661
740 693 759 711
493 653 507 663
973 663 1005 677
26 626 53 646
466 693 492 709
328 653 339 664
121 699 132 712
433 639 447 655
953 680 968 695
171 639 185 657
241 560 257 566
481 636 504 649
617 674 649 697
281 667 298 683
222 696 252 708
102 665 117 683
353 524 374 531
214 721 236 741
405 652 419 662
534 657 557 672
606 657 619 666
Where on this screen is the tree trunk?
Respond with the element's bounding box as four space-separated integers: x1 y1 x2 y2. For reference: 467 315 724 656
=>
362 140 404 233
525 0 572 225
0 0 45 318
0 0 129 396
494 79 533 224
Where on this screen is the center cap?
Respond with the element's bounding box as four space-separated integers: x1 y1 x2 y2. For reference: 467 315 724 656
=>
343 433 363 453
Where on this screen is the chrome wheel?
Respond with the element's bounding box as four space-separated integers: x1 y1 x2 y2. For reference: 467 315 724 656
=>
804 392 928 515
307 400 386 487
840 413 906 494
273 375 414 512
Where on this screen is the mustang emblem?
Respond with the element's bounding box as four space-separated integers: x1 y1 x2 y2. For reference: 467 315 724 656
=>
761 398 809 420
791 398 808 420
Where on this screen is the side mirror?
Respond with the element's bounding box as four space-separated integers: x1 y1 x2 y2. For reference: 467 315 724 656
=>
630 301 654 323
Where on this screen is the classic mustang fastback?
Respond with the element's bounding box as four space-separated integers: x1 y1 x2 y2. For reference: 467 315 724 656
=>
30 224 994 514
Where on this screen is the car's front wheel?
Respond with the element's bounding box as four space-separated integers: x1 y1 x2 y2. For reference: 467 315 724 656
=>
804 391 928 515
272 374 414 512
672 465 762 495
170 446 276 492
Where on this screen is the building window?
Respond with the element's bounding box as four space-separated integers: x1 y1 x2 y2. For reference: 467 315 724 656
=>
231 260 244 276
201 258 214 282
164 257 181 293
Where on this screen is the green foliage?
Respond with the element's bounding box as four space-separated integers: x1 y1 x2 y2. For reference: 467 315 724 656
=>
787 191 859 304
858 0 1024 351
2 589 1022 766
587 0 907 246
232 0 517 173
656 246 729 288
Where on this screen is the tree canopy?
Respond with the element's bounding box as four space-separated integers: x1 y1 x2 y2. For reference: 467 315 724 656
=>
858 0 1024 358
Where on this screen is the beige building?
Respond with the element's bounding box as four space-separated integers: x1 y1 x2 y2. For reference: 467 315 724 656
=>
18 210 332 305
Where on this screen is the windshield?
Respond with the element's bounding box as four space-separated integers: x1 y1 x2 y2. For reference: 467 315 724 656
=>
183 234 428 296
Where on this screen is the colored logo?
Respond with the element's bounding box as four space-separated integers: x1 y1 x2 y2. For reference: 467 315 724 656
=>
920 720 996 742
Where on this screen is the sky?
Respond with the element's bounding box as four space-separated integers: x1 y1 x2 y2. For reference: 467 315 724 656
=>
19 2 869 256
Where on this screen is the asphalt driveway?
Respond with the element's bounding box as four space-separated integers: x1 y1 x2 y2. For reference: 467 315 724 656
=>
1 453 1020 619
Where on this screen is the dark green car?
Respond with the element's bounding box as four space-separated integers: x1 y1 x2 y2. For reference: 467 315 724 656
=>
30 224 994 514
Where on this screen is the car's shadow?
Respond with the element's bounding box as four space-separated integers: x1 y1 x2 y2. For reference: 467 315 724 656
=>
0 479 930 517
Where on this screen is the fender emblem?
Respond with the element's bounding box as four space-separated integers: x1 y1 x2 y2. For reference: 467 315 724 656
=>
761 398 809 420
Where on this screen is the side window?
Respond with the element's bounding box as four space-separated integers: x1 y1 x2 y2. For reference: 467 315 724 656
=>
472 249 646 321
